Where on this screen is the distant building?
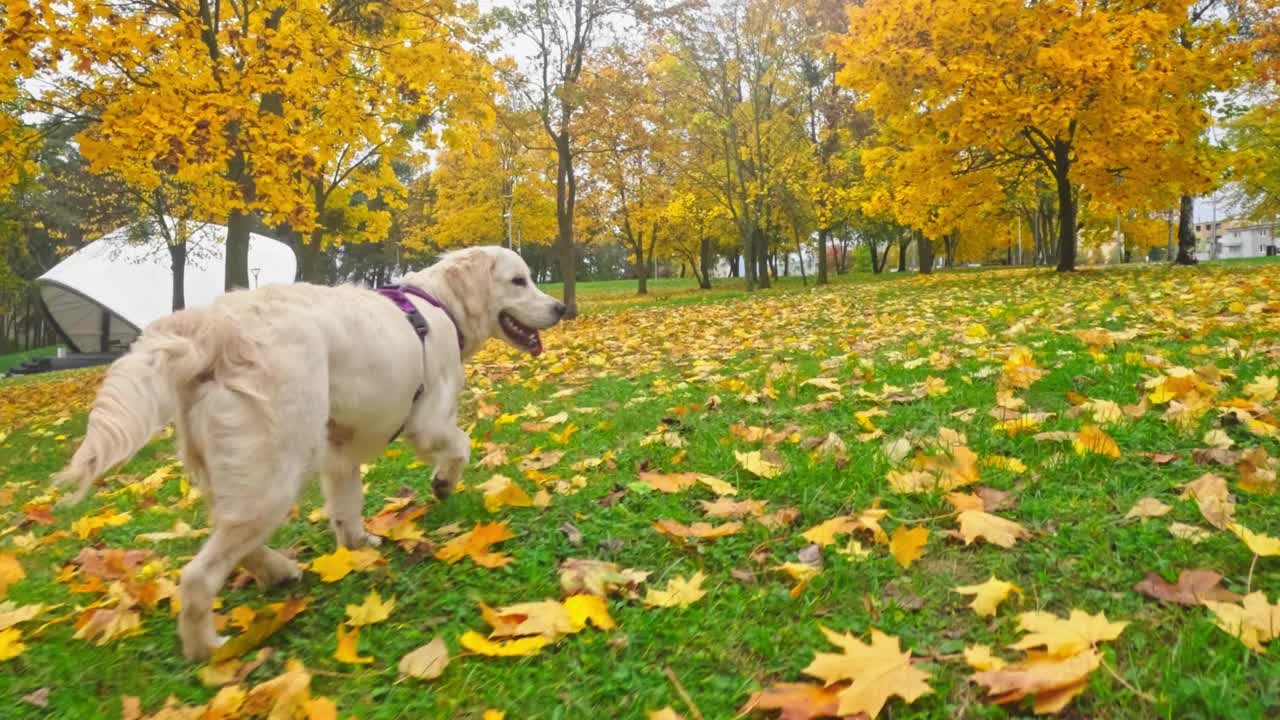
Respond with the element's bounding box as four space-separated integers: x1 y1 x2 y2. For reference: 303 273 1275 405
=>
1192 220 1278 260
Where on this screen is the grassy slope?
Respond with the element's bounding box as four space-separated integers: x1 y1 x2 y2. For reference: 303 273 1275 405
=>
1 263 1278 719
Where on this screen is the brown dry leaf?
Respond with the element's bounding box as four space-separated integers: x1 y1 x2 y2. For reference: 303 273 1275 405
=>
889 526 928 568
1179 473 1235 529
1169 522 1213 544
972 648 1101 715
945 492 984 512
1133 569 1243 606
701 497 767 518
756 507 801 529
1192 447 1241 465
197 648 275 688
652 519 742 542
638 472 699 493
72 606 142 645
974 486 1017 512
399 636 450 680
802 627 933 717
434 522 516 568
73 547 154 580
741 682 842 720
1124 497 1172 521
956 511 1031 548
558 558 650 598
518 450 564 472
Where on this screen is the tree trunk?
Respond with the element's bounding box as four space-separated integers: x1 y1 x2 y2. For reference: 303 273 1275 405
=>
917 235 934 275
554 134 578 318
1053 141 1078 272
753 225 771 289
793 227 808 287
1175 194 1198 265
168 240 187 311
698 236 714 289
898 233 912 272
816 228 829 285
225 210 252 290
728 249 740 278
944 234 957 267
635 241 648 295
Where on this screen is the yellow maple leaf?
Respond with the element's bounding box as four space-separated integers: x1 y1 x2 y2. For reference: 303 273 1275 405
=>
213 597 312 663
0 553 24 598
962 644 1007 671
334 624 373 664
476 474 533 513
643 572 707 608
1203 592 1280 652
889 526 928 568
1073 424 1120 458
563 594 616 631
70 507 132 540
1227 523 1280 557
953 576 1022 617
483 711 506 720
801 516 858 546
803 627 933 717
1243 375 1278 403
734 450 784 478
73 606 142 645
344 591 396 627
0 627 27 661
1010 610 1128 657
459 630 548 657
434 522 516 568
310 546 356 583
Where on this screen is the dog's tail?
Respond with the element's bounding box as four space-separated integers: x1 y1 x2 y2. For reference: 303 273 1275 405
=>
53 308 266 506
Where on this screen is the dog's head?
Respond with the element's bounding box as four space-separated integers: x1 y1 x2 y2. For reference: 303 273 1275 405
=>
418 246 565 357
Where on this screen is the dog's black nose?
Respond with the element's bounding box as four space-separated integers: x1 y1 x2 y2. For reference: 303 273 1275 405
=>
553 302 567 317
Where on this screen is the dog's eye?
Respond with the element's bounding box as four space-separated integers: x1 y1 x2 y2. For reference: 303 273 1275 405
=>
511 277 528 287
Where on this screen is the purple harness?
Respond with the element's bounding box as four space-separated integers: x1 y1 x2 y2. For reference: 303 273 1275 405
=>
376 285 464 442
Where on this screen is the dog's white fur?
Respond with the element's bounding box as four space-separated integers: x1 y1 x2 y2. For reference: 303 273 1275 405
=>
52 246 563 661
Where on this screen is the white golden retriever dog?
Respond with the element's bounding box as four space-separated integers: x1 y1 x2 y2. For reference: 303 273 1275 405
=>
52 246 564 660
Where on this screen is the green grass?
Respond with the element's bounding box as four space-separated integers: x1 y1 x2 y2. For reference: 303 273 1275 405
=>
0 345 57 373
2 263 1279 719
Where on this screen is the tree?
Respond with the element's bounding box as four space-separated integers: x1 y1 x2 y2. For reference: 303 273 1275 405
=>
834 0 1238 272
8 0 489 288
496 0 640 317
427 116 558 253
1226 0 1280 224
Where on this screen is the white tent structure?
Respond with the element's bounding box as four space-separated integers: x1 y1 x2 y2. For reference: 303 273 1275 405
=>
36 221 297 353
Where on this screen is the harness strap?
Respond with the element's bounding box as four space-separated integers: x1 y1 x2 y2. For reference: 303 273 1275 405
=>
376 284 464 443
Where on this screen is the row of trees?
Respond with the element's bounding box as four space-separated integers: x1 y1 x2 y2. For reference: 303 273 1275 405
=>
2 0 1279 327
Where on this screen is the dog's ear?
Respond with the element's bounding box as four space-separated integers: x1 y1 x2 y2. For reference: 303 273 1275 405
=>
445 250 495 325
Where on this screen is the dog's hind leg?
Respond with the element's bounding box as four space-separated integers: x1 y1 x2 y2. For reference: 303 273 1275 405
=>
322 462 380 549
178 498 289 661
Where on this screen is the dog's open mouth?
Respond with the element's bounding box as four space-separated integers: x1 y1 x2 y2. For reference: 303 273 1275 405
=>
500 311 543 356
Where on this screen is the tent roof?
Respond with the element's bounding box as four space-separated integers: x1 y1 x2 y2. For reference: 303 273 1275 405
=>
36 220 296 353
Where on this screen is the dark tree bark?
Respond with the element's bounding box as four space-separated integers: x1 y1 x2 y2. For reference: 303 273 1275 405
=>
168 241 187 311
1175 194 1199 265
898 232 912 272
1053 139 1078 272
554 133 579 316
698 236 714 289
816 227 829 284
753 226 771 288
917 234 934 275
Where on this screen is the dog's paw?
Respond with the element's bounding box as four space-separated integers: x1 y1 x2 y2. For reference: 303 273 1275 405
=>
181 632 226 663
432 475 455 500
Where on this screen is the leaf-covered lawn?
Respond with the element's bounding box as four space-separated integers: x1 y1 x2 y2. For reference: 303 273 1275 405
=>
1 264 1279 719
